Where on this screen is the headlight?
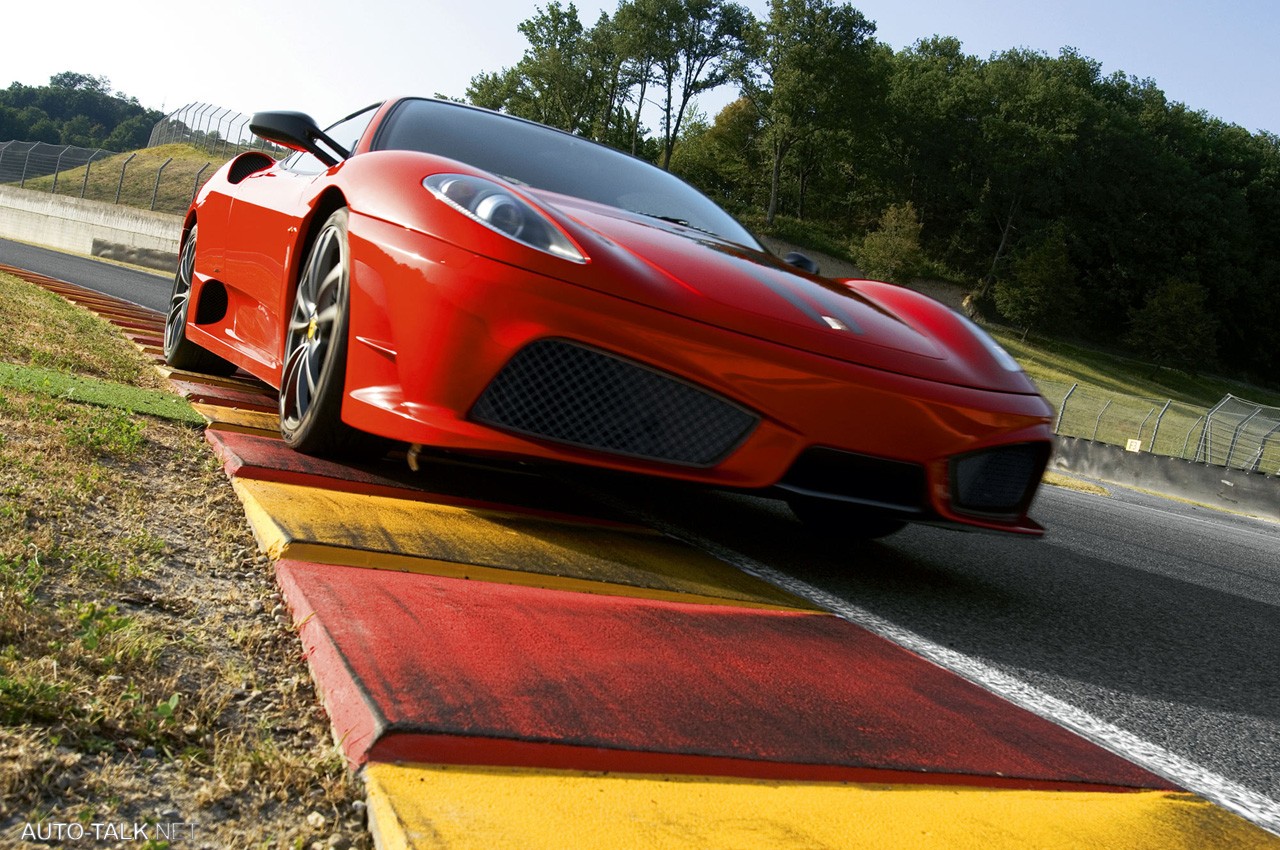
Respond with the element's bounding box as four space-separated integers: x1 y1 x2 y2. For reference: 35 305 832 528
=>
424 173 585 263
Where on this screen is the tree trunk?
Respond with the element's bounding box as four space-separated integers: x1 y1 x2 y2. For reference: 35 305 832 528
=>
630 77 649 156
766 139 786 225
971 194 1020 307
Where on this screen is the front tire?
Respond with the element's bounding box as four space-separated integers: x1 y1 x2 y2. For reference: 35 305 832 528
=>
163 225 236 375
279 208 368 456
787 495 907 540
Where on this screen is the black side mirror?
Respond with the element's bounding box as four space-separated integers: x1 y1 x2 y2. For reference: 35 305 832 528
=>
249 111 350 167
783 252 821 276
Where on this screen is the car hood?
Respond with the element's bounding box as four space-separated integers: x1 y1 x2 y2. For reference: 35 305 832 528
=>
542 195 1040 395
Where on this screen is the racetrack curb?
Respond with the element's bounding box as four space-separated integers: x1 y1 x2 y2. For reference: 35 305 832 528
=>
9 264 1278 849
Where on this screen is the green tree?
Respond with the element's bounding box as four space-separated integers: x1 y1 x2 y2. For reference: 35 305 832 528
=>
646 0 750 169
48 71 112 94
993 222 1077 339
466 2 603 135
668 97 764 212
59 114 101 147
883 37 985 268
1125 277 1219 370
855 202 925 284
738 0 879 224
104 114 154 150
0 73 160 148
967 48 1098 307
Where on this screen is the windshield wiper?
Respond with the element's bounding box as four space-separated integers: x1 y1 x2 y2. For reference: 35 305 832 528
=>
641 213 690 226
637 212 717 236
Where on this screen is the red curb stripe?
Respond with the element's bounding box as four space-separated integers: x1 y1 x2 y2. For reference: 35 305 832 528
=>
277 560 1180 792
167 379 277 410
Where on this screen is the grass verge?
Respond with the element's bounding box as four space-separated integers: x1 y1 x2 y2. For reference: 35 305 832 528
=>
0 271 369 848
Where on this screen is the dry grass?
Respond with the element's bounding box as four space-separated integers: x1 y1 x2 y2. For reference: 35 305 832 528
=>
0 272 369 848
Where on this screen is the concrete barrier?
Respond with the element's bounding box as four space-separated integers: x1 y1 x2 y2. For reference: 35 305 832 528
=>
0 185 180 271
1052 436 1278 520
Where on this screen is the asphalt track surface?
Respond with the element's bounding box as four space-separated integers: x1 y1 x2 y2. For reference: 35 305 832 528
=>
5 237 1278 831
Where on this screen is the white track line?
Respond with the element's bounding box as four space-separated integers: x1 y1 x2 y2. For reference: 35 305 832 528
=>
637 508 1280 837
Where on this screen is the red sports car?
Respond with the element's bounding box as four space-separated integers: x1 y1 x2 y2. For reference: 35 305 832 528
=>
164 97 1053 538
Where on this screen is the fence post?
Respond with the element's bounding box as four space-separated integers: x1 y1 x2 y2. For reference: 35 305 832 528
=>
1223 409 1261 470
20 145 33 187
213 107 231 154
151 157 172 210
1149 400 1172 455
115 152 136 204
197 104 214 144
1092 399 1112 441
188 104 207 146
1056 383 1076 434
1136 406 1156 448
80 150 100 198
1181 415 1205 459
1252 421 1280 473
50 145 71 194
190 162 210 207
1195 395 1233 464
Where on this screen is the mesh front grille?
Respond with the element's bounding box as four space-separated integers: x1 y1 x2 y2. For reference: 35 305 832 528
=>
950 443 1049 518
471 340 758 466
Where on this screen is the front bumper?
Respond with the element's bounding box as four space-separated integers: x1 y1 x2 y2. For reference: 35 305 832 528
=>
341 213 1054 533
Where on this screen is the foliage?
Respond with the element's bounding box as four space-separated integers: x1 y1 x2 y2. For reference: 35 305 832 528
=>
645 0 751 168
1124 278 1219 370
855 202 926 284
737 0 883 224
0 71 162 150
468 0 749 168
994 222 1078 339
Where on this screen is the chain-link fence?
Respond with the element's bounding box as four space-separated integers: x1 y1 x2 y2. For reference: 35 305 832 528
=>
147 103 278 158
0 141 115 190
0 140 215 214
1038 379 1280 474
1192 395 1280 473
0 103 286 215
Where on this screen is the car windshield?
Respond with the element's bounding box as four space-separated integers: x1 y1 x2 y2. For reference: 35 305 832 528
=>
373 98 760 249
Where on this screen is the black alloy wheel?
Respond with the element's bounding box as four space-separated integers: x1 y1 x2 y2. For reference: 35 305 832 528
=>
279 208 369 456
163 225 235 375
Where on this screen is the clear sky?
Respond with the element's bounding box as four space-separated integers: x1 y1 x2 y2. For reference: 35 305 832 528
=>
2 0 1277 137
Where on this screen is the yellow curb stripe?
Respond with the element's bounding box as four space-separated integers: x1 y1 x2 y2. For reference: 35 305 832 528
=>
233 478 819 611
365 762 1279 850
291 541 816 611
189 402 281 435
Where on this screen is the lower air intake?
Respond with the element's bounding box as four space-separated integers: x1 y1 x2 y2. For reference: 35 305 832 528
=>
777 448 926 514
471 339 757 467
950 443 1050 518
